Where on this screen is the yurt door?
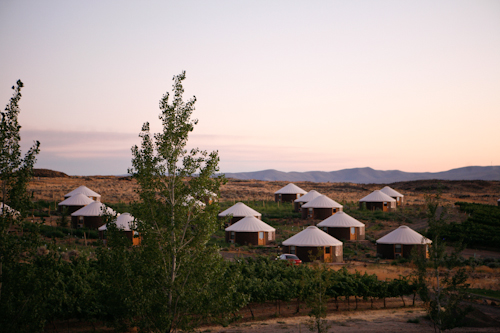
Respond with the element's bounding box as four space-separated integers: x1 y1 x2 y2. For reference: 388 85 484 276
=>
258 231 264 245
324 246 331 262
350 227 356 240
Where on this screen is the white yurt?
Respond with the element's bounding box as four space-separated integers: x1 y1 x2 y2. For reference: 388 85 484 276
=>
317 211 365 241
359 190 397 211
282 226 343 263
301 195 343 220
225 216 275 245
64 185 101 201
274 183 307 203
71 201 116 229
98 212 140 245
293 190 322 212
0 202 20 217
58 193 94 214
218 202 262 225
376 225 431 259
380 186 404 206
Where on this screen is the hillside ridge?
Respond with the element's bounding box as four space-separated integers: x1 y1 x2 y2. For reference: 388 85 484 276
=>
224 166 500 184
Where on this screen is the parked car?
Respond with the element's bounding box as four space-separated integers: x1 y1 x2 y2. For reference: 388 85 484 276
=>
278 253 302 265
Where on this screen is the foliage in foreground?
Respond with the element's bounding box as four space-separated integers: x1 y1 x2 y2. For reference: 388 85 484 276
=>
0 80 41 332
413 193 472 332
1 252 422 332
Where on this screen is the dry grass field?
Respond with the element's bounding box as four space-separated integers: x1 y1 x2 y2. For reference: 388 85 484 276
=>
28 174 500 206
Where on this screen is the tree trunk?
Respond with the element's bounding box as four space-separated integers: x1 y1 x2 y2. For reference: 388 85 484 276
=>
248 304 255 319
0 261 2 301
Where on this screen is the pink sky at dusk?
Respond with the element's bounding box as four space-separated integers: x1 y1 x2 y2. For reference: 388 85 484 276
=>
1 1 499 175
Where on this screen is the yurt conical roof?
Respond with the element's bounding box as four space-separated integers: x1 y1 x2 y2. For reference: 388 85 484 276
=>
359 190 396 202
225 216 275 232
317 211 365 228
302 195 343 209
99 213 136 231
64 185 101 198
71 201 116 217
380 186 404 198
0 202 20 216
376 226 431 245
282 226 342 247
58 193 94 206
183 195 206 208
295 190 322 203
218 202 261 217
275 183 307 195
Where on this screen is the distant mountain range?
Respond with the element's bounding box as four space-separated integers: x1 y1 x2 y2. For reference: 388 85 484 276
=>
223 166 500 184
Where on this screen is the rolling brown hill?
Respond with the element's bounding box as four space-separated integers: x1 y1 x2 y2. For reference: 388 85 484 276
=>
28 172 500 206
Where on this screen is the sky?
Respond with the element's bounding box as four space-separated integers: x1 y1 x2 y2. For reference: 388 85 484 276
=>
1 0 499 175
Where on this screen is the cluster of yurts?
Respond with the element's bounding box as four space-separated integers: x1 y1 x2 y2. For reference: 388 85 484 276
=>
58 184 434 263
57 186 140 245
220 183 432 263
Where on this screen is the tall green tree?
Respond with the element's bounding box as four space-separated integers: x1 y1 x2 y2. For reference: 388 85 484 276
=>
122 71 236 331
0 80 42 331
0 80 40 212
0 80 40 299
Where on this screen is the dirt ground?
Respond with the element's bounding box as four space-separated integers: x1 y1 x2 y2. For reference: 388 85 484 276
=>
198 306 500 333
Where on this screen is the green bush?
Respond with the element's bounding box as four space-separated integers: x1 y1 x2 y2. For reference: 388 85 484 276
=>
439 202 500 249
47 230 65 238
